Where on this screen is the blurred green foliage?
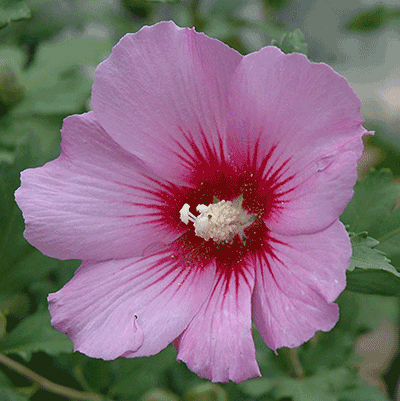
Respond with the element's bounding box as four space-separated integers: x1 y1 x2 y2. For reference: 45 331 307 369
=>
0 0 30 29
346 5 400 32
271 28 307 54
0 0 399 400
341 170 400 269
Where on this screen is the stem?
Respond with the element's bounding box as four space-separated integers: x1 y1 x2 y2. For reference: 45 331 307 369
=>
279 348 305 379
309 332 320 348
288 348 305 378
0 353 103 401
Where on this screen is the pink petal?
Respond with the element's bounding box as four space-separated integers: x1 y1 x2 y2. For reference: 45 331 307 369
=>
268 150 359 235
226 46 366 234
252 221 350 351
15 112 183 260
176 270 261 383
92 21 242 184
48 249 215 360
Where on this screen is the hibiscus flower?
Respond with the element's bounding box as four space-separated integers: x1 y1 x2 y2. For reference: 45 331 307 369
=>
15 21 368 382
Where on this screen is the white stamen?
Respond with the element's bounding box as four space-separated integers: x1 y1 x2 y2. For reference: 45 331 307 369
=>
196 204 208 213
179 203 196 224
179 198 255 243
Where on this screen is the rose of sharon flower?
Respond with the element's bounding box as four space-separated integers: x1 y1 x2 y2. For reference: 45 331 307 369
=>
15 21 368 382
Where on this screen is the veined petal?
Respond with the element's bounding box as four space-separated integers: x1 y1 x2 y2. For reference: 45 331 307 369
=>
92 21 242 184
267 150 359 235
48 249 216 360
176 269 260 383
226 46 366 234
252 221 349 351
15 112 183 261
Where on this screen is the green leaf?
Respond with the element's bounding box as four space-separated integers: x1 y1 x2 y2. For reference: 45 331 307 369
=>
241 368 390 401
0 387 29 401
346 232 400 296
299 329 356 373
0 37 113 115
338 385 391 401
346 269 400 297
273 378 337 401
271 28 308 55
341 170 399 230
0 0 30 29
346 6 400 32
243 368 351 400
109 345 177 397
23 37 113 88
341 169 400 268
16 36 112 114
0 309 73 360
348 232 396 272
240 378 275 397
0 370 29 400
0 114 63 163
79 357 113 394
0 388 29 400
337 291 399 334
0 248 61 302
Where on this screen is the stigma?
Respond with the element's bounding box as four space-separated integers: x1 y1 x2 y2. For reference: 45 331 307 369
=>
179 197 255 244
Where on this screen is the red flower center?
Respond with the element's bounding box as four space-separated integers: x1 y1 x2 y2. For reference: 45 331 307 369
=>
156 134 293 278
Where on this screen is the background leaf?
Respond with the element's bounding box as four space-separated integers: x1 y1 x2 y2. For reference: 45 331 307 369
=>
271 28 308 54
0 309 73 361
0 369 29 401
346 232 400 296
348 232 395 272
346 6 400 32
0 0 30 29
14 37 113 115
108 346 177 398
341 169 400 268
241 368 391 401
346 269 400 297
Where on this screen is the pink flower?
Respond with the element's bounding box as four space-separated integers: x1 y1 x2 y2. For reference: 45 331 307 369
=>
15 21 367 383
